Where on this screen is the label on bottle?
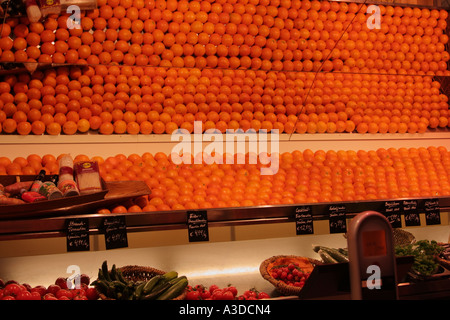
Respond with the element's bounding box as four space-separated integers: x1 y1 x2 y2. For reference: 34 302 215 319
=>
30 181 43 193
58 179 80 197
39 181 63 200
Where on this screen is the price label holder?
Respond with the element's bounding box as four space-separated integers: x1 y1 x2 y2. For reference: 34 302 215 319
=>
328 204 347 234
403 200 420 227
102 216 128 250
66 218 90 252
294 205 313 235
187 210 209 242
383 201 402 228
424 198 441 225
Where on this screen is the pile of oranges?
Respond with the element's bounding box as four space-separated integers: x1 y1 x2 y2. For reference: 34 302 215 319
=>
0 64 448 135
0 146 449 212
0 0 448 74
0 0 449 136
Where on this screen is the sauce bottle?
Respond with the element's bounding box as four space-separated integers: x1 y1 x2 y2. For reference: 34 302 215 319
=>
30 169 46 193
39 175 63 200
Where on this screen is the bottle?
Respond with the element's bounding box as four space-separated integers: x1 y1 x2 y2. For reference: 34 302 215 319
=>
39 175 63 200
30 169 46 193
57 154 80 197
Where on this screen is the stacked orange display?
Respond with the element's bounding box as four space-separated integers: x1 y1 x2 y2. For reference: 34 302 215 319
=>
0 0 449 135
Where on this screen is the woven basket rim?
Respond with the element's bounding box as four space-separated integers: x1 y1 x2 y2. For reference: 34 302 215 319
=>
260 255 322 296
97 265 186 300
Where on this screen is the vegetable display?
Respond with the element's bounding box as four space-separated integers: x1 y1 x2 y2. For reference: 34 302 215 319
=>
92 261 188 300
395 240 444 276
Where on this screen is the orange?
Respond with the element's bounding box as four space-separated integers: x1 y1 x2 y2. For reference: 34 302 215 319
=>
46 122 61 135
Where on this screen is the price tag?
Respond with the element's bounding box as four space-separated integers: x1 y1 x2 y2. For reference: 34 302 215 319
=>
424 198 441 225
383 201 402 228
294 205 313 235
187 210 209 242
328 204 347 233
403 200 420 227
66 218 90 252
103 216 128 250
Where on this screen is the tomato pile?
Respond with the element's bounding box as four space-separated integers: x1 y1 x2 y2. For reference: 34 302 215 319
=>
185 284 270 300
0 275 99 300
270 262 311 287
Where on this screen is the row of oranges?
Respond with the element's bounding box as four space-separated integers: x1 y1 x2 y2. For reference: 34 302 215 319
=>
0 146 449 212
0 0 448 75
0 64 449 135
0 64 448 135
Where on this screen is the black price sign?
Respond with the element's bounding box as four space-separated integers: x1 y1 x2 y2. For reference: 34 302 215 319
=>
103 216 128 250
384 201 402 228
403 200 420 227
66 218 90 252
187 210 209 242
294 206 313 235
328 204 347 234
424 198 441 225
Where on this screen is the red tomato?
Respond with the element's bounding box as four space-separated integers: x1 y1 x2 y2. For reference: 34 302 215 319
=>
85 287 99 300
222 290 234 300
16 291 32 300
185 290 200 300
208 284 219 294
3 283 25 297
55 289 73 300
29 291 42 300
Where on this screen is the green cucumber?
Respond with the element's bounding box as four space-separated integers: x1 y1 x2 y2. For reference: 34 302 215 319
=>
133 282 146 300
142 275 162 295
162 271 178 282
141 282 171 300
156 277 188 300
102 261 111 282
313 246 349 263
318 249 338 264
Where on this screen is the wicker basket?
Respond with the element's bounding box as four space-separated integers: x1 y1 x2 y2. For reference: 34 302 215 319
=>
98 265 187 300
260 255 322 296
436 243 450 271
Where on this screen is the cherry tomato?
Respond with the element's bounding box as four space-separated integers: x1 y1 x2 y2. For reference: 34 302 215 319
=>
225 286 238 297
257 292 270 299
16 291 32 300
55 289 73 300
3 283 25 297
200 289 211 300
85 287 99 300
209 284 219 294
29 291 42 300
222 290 235 300
185 290 200 300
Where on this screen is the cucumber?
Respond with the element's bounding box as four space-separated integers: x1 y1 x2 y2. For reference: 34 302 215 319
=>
133 281 146 300
142 275 162 295
110 264 118 281
156 277 188 300
162 271 178 282
318 249 338 264
102 261 111 282
313 246 349 263
141 282 172 300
